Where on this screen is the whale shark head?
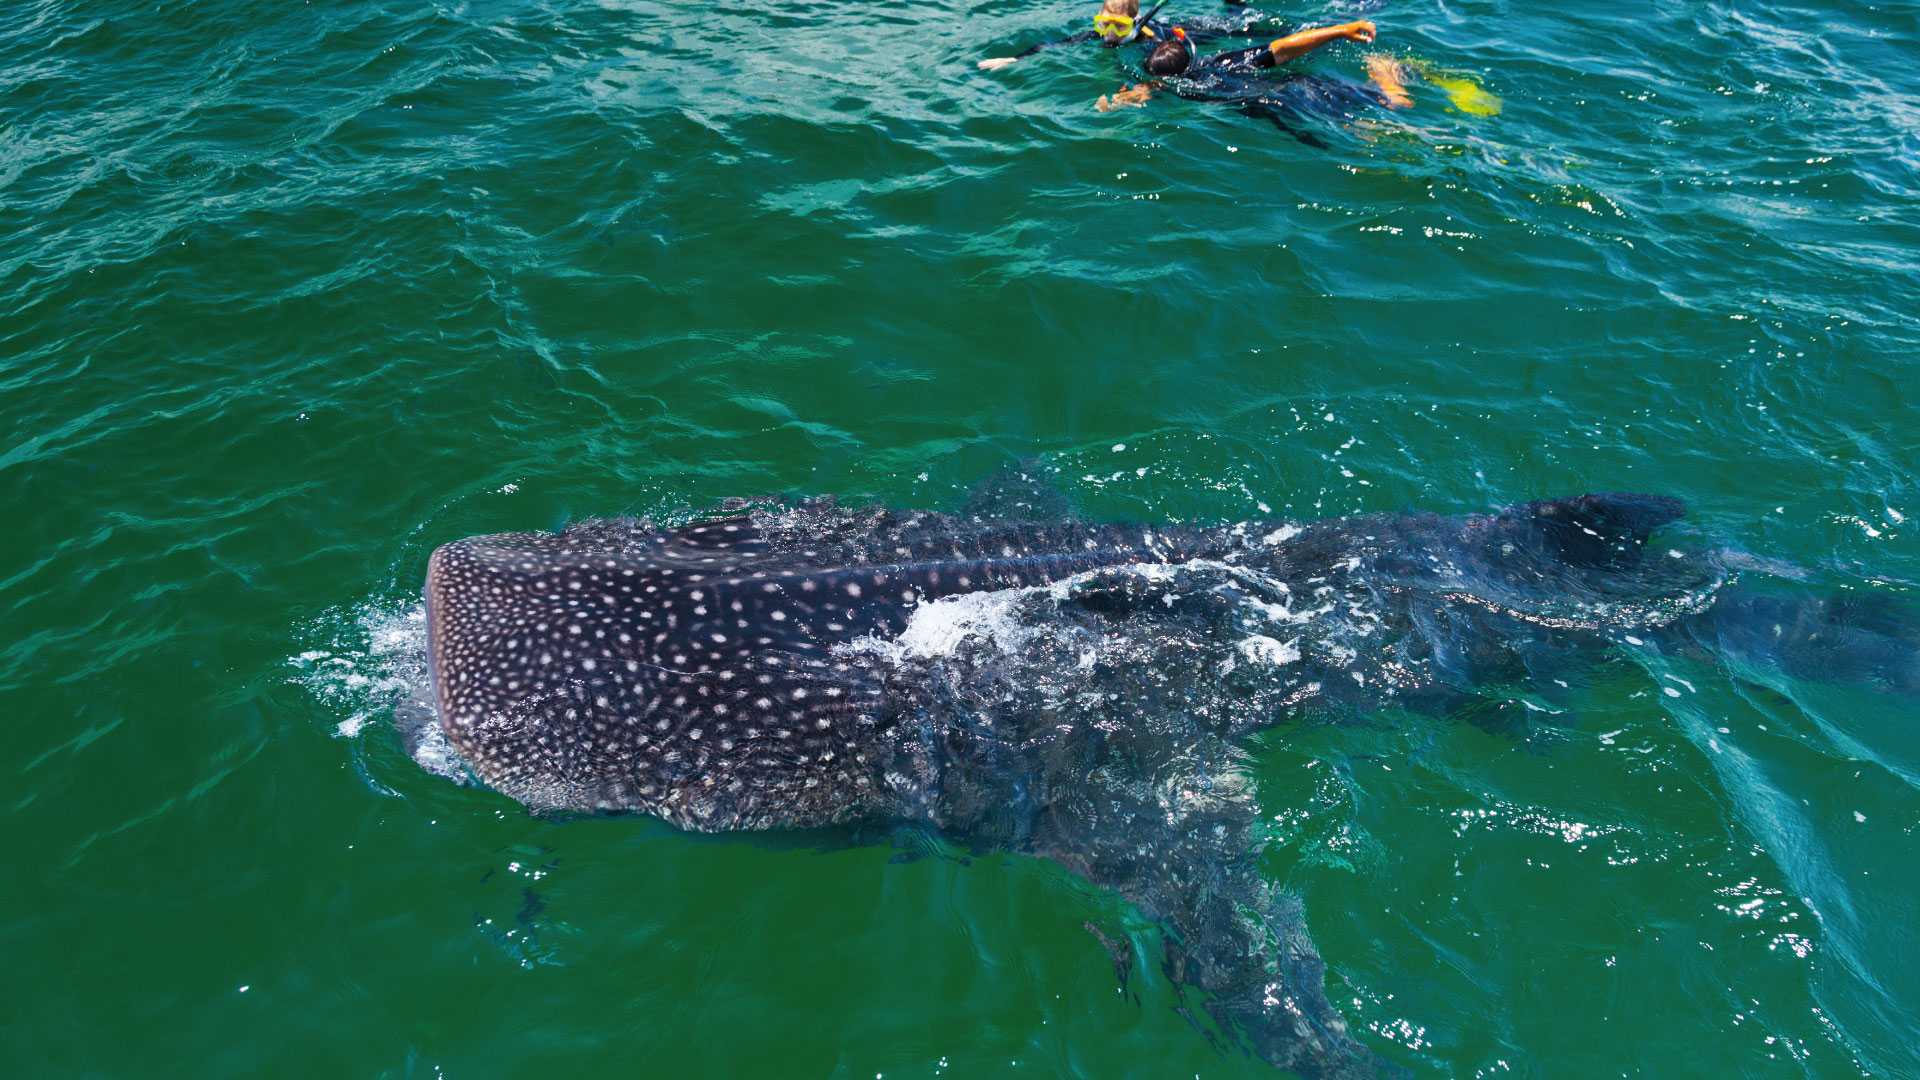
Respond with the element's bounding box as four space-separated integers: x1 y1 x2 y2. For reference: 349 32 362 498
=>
420 508 1051 826
425 525 678 813
423 516 887 823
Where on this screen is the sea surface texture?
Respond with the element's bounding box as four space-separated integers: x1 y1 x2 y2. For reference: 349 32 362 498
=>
4 0 1917 1076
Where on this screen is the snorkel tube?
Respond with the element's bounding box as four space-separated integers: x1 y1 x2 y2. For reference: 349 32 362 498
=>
1131 0 1170 42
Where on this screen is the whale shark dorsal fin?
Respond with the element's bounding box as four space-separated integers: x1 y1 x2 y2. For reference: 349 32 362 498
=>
963 460 1075 522
1512 493 1687 568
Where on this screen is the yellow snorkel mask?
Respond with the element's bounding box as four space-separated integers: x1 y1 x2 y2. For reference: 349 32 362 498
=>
1093 13 1136 42
1094 2 1168 47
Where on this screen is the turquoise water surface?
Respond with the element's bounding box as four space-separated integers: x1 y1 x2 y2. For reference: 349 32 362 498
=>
3 0 1918 1076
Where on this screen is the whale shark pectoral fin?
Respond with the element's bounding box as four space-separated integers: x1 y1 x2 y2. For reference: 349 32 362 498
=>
1081 920 1140 1004
1193 890 1403 1080
1156 869 1390 1079
1030 745 1388 1078
1506 492 1687 569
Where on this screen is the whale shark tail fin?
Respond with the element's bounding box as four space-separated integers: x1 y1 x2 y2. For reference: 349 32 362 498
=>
1686 586 1920 696
1511 492 1687 569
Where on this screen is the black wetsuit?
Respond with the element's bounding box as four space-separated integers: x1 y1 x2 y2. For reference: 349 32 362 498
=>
1170 44 1390 147
1007 10 1284 59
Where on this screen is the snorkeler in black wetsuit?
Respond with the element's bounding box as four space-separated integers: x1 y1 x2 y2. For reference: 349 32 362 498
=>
977 0 1282 71
1096 21 1412 146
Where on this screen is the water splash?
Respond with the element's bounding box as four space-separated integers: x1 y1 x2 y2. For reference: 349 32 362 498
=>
287 596 466 784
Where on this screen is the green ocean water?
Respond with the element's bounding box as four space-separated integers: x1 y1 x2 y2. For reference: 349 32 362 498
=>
4 0 1918 1075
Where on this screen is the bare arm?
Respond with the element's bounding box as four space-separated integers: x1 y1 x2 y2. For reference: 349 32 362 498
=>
1266 19 1375 64
981 29 1103 70
1095 82 1157 111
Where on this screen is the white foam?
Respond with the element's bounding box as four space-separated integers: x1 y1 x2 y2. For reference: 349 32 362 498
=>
854 558 1343 675
846 587 1040 662
1237 635 1301 666
901 590 1031 657
851 560 1176 664
1262 524 1302 546
406 720 468 783
1249 589 1332 627
289 599 428 727
289 597 465 782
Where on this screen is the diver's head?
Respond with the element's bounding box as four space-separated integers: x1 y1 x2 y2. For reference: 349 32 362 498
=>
1145 27 1191 75
1094 0 1142 47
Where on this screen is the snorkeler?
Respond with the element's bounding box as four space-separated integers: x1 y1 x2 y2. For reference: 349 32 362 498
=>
1095 23 1414 144
977 0 1278 71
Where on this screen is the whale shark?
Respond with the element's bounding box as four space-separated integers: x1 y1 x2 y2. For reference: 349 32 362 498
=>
420 481 1917 1078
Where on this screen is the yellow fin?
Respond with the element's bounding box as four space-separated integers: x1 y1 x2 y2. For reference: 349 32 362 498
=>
1398 58 1502 117
1437 78 1503 116
1429 74 1502 117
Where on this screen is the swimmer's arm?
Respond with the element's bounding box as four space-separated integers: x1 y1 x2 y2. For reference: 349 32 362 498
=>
1265 19 1376 64
981 30 1099 70
1095 83 1157 111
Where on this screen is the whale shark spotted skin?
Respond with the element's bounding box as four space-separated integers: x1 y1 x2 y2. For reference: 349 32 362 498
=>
426 505 1225 826
420 489 1914 1079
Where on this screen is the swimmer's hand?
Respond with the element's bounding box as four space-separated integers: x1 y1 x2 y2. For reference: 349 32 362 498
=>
1096 84 1154 111
1268 20 1379 64
979 56 1020 71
